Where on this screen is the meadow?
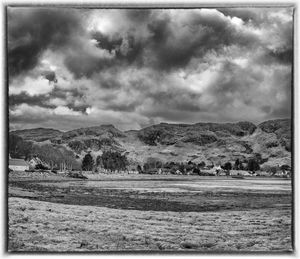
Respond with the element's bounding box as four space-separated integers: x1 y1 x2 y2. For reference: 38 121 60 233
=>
8 173 292 252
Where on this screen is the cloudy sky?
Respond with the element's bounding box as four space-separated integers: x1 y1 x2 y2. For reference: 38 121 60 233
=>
8 7 293 131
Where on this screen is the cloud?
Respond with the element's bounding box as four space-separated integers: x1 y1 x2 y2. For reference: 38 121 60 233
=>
8 8 293 131
42 70 57 83
9 91 56 109
7 8 83 77
9 75 55 96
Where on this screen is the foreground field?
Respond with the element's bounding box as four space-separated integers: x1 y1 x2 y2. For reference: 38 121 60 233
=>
8 174 292 252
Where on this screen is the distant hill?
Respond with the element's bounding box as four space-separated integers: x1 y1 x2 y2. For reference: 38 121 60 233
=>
9 119 292 169
10 128 62 142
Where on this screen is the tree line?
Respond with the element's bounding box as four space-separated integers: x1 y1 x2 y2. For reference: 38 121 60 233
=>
138 157 261 175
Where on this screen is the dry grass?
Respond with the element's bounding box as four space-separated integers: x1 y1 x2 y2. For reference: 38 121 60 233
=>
8 197 292 252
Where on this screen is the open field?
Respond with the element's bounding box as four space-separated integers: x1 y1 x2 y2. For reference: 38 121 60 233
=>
8 173 292 252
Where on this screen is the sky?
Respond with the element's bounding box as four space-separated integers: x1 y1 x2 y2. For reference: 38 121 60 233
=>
8 7 293 131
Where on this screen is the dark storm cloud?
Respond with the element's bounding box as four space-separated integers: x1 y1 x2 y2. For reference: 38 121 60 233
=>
91 31 122 53
99 77 122 89
147 17 194 70
8 8 83 77
10 85 90 115
124 9 152 22
51 8 287 80
91 31 144 66
49 86 90 114
49 86 85 100
146 10 260 71
269 48 293 64
64 54 110 79
8 8 293 131
89 9 260 72
9 91 56 109
42 70 57 83
66 103 91 114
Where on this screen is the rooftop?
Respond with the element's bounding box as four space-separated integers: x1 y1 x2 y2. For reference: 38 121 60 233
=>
9 158 29 166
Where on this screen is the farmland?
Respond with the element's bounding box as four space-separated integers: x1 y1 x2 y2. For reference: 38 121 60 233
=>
8 173 292 252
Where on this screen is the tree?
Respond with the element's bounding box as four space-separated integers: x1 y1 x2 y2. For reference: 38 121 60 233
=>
270 166 278 175
82 153 94 171
223 162 232 171
9 134 33 159
143 157 163 173
198 161 206 168
179 163 185 173
96 155 103 167
223 162 232 176
101 151 128 171
234 159 240 170
280 164 291 171
193 168 200 175
247 158 260 173
137 165 143 173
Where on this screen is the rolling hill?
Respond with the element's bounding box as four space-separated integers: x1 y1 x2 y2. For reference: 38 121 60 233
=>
9 119 292 169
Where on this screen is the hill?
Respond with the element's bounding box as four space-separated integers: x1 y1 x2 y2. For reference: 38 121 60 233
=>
9 119 291 169
10 128 62 142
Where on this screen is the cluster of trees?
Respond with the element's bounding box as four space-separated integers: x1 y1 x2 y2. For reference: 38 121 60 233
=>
81 151 129 172
9 134 80 170
232 158 260 172
138 156 262 175
9 134 33 160
139 158 209 175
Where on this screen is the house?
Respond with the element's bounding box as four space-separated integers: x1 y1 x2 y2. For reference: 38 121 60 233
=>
9 158 29 171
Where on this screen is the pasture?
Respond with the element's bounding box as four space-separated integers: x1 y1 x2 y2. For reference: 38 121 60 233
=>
8 174 292 252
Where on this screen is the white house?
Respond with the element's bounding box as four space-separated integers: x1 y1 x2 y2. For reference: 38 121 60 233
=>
9 158 29 171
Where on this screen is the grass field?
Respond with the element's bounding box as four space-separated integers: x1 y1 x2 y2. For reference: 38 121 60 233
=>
8 174 293 252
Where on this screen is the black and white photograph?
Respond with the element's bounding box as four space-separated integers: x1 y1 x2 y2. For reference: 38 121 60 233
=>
6 4 294 253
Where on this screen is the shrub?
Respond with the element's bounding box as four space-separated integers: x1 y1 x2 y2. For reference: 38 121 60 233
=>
35 163 49 170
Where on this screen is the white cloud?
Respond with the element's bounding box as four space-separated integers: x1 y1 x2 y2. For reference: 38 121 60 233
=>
10 76 54 96
53 106 81 116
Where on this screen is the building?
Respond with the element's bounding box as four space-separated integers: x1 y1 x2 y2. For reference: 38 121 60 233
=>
9 158 30 171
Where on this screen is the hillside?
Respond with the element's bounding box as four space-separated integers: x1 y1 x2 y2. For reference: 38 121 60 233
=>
9 119 292 169
10 128 63 142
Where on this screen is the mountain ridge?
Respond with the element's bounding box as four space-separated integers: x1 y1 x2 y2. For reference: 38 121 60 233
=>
9 118 291 169
10 118 290 136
